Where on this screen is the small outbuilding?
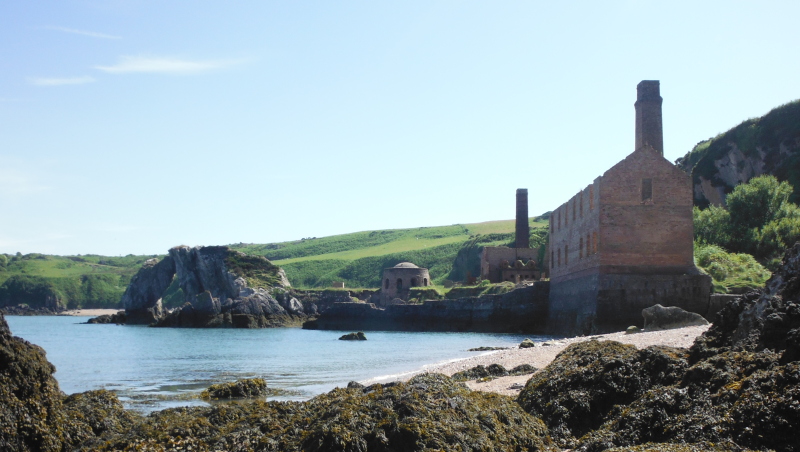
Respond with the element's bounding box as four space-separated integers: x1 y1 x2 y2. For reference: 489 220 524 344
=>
381 262 431 302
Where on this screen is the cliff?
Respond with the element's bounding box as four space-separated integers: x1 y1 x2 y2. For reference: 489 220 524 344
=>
676 99 800 207
303 282 550 333
121 246 301 328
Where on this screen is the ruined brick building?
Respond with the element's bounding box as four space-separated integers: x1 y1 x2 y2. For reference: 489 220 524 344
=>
381 262 431 304
480 189 542 283
547 81 711 333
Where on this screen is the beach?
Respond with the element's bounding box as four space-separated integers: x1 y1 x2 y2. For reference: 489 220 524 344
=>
59 309 122 317
389 324 710 397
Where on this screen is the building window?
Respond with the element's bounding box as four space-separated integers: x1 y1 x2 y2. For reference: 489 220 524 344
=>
396 278 403 290
565 203 569 226
573 198 576 222
423 278 428 286
551 250 554 267
590 185 594 210
558 210 561 230
579 237 583 259
580 193 583 218
587 233 591 255
565 245 569 265
385 279 389 289
642 178 653 202
593 232 598 253
411 277 418 287
557 249 561 267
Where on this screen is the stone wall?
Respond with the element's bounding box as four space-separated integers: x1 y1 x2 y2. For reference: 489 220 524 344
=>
305 282 550 333
480 247 539 283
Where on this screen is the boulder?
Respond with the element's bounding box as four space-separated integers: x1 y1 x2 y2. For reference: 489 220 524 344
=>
86 311 126 325
339 332 367 340
642 304 709 330
121 256 174 324
519 338 536 348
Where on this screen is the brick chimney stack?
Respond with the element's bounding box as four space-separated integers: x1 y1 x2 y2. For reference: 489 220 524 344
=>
635 80 663 156
515 188 530 249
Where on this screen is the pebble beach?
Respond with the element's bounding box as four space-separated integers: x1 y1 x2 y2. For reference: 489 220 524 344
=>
392 324 710 397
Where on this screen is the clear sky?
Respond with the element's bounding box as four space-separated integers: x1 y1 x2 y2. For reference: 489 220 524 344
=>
2 1 799 256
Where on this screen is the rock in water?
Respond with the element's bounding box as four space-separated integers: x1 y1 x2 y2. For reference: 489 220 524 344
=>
200 378 268 399
339 332 367 340
122 245 300 328
642 304 709 330
87 311 126 324
519 338 536 348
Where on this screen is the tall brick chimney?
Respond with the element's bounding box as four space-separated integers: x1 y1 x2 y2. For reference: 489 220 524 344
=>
635 80 663 155
515 188 530 249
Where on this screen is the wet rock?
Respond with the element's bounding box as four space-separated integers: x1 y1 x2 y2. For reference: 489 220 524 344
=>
201 378 268 400
517 340 688 449
642 304 709 330
78 373 553 452
520 338 536 348
121 256 174 324
339 331 367 340
468 346 509 351
626 325 641 334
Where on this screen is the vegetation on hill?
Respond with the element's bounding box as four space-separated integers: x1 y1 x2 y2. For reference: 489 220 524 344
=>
694 175 800 271
676 99 800 206
231 218 549 289
0 253 156 310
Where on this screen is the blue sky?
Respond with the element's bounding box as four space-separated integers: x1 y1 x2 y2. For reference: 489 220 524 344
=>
2 1 799 256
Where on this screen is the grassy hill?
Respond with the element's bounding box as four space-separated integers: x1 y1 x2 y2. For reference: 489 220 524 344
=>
0 253 157 310
231 217 550 289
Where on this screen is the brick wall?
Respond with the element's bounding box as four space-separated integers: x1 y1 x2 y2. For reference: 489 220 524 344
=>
549 178 601 281
480 247 539 282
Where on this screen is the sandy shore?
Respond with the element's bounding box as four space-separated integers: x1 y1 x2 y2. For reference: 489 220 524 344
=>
59 309 122 317
379 325 709 397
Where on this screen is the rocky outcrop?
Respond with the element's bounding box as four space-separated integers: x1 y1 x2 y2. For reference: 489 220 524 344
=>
86 311 126 324
641 304 709 330
304 282 550 333
338 331 367 340
122 246 299 328
676 99 800 207
120 256 174 324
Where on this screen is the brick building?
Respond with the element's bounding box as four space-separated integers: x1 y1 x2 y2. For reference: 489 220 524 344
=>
481 189 541 283
381 262 431 304
547 81 711 334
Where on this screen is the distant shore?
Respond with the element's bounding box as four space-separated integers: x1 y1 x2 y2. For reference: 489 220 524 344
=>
59 309 121 317
372 324 709 397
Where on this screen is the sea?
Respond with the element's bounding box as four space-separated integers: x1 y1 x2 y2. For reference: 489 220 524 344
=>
5 315 546 412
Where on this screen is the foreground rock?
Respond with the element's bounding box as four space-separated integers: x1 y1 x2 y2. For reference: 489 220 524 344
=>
74 373 552 452
121 246 305 328
0 312 137 451
518 242 800 452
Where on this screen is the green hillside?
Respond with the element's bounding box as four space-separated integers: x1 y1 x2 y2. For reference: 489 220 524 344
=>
676 99 800 207
0 253 157 310
231 217 550 289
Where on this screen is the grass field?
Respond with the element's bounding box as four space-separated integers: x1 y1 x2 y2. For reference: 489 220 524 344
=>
230 217 549 289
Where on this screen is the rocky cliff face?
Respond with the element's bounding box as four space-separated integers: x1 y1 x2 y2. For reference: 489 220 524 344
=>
676 99 800 207
122 246 299 328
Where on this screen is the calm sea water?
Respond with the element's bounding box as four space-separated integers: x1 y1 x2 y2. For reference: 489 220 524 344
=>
5 316 545 412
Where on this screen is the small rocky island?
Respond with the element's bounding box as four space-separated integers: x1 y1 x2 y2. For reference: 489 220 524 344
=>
121 245 309 328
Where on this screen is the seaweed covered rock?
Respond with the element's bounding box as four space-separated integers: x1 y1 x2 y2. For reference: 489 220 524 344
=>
201 378 268 400
61 389 139 445
87 311 126 324
517 340 688 449
452 363 538 381
0 312 69 452
78 373 553 451
543 243 800 452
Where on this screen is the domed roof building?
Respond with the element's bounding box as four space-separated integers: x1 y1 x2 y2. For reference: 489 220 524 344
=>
381 262 431 303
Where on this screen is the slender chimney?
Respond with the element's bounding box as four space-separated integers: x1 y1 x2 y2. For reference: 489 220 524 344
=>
635 80 663 155
515 188 530 249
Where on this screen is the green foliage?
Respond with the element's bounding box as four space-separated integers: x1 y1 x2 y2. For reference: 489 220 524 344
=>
0 274 126 310
223 252 283 289
694 243 771 294
694 175 800 264
0 254 7 269
677 99 800 206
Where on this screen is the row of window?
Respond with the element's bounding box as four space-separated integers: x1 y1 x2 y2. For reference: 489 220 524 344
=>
551 231 598 269
384 277 428 290
552 185 595 232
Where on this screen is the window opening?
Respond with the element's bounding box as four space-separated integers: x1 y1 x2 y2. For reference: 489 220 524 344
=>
579 237 583 259
396 278 403 290
590 185 595 210
385 279 389 289
642 178 653 202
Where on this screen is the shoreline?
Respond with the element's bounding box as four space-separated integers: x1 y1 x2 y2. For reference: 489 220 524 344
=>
60 308 122 317
373 324 710 397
